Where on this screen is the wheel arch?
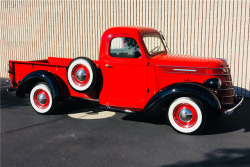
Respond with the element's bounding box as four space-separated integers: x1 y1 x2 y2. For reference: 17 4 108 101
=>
143 82 221 114
16 70 62 99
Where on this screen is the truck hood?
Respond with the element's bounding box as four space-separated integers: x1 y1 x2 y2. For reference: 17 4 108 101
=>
150 53 228 68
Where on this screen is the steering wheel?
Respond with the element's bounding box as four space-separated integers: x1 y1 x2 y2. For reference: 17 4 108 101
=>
149 46 160 54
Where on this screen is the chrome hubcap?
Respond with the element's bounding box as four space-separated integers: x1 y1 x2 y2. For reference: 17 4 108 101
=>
37 93 47 104
76 69 86 81
179 108 193 122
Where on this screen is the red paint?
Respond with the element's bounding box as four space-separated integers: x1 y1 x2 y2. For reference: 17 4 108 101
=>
9 26 235 112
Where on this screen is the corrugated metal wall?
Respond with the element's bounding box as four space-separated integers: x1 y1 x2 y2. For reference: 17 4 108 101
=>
1 0 249 96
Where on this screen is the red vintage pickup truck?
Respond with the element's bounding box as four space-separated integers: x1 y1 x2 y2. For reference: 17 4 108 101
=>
8 26 244 134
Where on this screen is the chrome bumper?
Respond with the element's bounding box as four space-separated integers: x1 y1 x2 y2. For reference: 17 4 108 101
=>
224 96 244 115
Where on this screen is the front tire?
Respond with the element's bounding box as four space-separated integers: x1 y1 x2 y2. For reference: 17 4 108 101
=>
30 82 57 114
167 97 206 134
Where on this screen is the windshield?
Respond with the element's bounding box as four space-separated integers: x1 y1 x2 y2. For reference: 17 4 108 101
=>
143 35 167 56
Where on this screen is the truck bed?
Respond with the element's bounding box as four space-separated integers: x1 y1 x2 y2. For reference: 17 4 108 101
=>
9 57 100 99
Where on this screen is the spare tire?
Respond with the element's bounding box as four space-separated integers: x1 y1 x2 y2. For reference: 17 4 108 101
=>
67 57 97 93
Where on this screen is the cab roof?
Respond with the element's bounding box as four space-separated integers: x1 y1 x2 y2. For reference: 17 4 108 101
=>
101 26 159 40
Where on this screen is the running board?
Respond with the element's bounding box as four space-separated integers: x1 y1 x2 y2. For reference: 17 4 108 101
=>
99 105 139 114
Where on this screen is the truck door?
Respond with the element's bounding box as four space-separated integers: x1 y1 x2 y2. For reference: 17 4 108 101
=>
100 35 148 108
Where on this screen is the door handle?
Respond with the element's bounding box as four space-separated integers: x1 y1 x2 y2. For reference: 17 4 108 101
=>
105 64 113 68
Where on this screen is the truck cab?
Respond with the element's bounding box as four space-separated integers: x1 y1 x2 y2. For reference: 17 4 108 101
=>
99 27 153 110
8 26 244 134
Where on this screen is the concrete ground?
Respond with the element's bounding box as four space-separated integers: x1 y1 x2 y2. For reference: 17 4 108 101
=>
1 78 250 167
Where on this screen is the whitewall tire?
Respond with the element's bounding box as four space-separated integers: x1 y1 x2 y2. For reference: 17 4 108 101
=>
30 83 56 114
167 97 206 134
67 57 97 93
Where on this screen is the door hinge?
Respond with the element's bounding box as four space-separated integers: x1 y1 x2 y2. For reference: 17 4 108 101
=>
147 62 149 66
147 88 149 92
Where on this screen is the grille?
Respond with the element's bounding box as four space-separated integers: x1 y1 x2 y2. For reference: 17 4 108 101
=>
211 68 235 106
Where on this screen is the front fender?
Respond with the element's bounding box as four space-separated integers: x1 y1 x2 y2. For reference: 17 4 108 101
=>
16 70 61 99
144 83 221 113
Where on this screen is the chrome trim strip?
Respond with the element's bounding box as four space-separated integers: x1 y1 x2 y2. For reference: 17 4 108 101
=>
173 69 197 72
163 71 209 75
156 65 229 70
156 65 209 69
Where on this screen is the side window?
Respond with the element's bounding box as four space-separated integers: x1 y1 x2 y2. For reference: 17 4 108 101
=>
109 37 141 58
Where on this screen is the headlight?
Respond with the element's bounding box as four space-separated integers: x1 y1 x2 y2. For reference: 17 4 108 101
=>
204 78 222 90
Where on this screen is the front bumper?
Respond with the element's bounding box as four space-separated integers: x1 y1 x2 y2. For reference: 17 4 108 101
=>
223 96 244 115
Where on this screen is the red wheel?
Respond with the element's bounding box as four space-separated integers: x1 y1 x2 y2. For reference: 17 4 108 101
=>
67 57 97 93
30 83 56 114
168 97 206 134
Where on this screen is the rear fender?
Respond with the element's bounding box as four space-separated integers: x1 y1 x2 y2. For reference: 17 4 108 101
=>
144 83 221 113
16 70 62 99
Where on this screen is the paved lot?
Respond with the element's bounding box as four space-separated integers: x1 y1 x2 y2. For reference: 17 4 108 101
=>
1 79 250 167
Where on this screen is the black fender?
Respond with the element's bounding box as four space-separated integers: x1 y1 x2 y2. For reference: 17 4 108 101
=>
143 83 221 113
16 70 61 99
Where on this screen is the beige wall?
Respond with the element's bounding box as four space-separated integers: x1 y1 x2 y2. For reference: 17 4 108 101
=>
1 0 249 96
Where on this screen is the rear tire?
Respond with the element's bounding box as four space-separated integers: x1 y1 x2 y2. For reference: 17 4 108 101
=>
30 82 57 114
167 97 206 134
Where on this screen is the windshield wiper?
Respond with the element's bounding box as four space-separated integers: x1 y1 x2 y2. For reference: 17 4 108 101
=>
159 31 171 54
